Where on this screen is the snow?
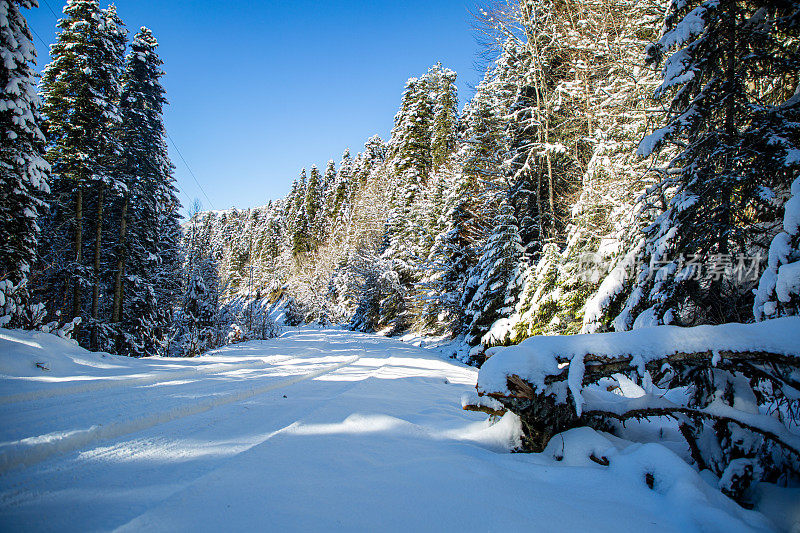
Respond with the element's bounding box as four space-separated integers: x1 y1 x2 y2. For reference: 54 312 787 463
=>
777 261 800 303
660 3 716 50
783 178 800 235
479 317 800 397
753 177 800 319
582 238 645 332
0 327 790 531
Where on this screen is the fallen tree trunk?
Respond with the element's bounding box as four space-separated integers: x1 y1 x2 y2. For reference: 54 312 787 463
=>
477 344 800 504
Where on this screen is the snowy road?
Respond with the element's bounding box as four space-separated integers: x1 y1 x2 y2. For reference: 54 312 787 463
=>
0 328 777 532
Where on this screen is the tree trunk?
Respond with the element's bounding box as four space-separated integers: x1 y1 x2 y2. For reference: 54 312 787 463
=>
71 185 83 323
90 185 105 350
112 195 129 324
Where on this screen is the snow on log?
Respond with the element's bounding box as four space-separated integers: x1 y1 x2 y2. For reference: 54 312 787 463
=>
461 391 506 417
477 317 800 404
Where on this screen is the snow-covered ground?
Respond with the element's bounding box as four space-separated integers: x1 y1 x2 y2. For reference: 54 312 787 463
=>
0 327 794 531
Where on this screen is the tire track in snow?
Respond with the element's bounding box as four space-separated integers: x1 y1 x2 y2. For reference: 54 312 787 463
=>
0 355 361 474
0 373 370 513
0 357 293 406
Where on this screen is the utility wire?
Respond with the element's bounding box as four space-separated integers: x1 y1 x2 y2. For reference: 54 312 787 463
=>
39 0 60 20
166 131 215 211
28 24 50 50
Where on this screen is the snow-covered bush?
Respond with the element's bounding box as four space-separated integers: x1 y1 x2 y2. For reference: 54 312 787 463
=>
221 296 282 344
477 319 800 505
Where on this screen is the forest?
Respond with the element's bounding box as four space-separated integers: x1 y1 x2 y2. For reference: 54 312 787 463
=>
1 0 799 520
180 0 799 364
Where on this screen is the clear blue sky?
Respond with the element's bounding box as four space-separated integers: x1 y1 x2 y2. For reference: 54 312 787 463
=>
24 0 486 216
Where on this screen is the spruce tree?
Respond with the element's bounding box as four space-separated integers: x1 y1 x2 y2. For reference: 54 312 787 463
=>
430 63 458 168
291 168 309 255
0 0 50 327
304 164 323 246
421 191 477 334
390 76 433 185
754 177 800 320
328 148 351 222
459 75 507 192
322 159 336 199
112 27 181 355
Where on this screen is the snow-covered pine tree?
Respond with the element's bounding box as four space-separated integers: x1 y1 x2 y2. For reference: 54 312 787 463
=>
291 168 309 255
594 0 800 330
177 211 222 356
0 0 50 328
86 4 125 349
461 198 523 351
754 177 800 319
420 188 478 335
39 0 126 345
375 72 438 332
327 148 352 222
112 27 182 356
321 158 336 199
353 135 386 188
459 71 508 194
390 76 433 185
179 268 217 357
285 177 300 225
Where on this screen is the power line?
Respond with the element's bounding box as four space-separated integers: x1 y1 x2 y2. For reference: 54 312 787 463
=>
28 24 50 50
39 0 60 20
166 131 215 211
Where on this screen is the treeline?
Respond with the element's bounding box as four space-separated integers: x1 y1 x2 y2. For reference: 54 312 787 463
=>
188 0 798 361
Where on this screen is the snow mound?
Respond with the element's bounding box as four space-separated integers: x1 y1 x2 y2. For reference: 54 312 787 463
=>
0 328 113 379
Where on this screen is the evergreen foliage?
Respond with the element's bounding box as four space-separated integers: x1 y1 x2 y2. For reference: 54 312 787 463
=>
462 199 523 348
0 0 50 327
589 0 800 330
23 4 184 355
754 177 800 320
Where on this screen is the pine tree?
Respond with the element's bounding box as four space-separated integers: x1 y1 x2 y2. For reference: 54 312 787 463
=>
430 63 458 168
0 0 50 327
322 158 336 200
304 164 323 248
291 168 309 255
86 4 125 349
39 0 126 344
459 73 507 193
327 148 351 222
177 212 222 356
420 190 477 334
390 76 433 185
